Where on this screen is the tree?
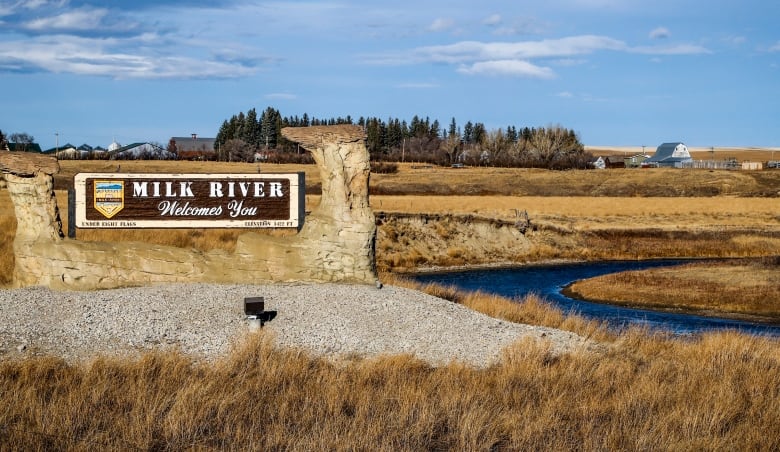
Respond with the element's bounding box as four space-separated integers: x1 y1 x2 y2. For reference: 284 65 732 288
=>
463 121 474 144
448 117 458 139
243 108 261 148
222 139 253 163
260 106 281 148
0 130 7 150
9 132 34 152
472 122 487 145
167 138 178 158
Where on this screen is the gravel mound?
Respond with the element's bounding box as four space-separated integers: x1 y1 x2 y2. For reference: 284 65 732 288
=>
0 283 592 367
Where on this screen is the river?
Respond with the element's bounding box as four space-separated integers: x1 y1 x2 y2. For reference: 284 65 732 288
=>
410 260 780 336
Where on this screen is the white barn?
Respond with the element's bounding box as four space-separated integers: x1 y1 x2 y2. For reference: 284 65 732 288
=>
644 142 692 168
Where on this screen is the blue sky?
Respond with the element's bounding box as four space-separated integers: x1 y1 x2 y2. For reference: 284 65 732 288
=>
1 0 778 150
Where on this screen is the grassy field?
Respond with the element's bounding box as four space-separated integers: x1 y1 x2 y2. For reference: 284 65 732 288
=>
51 160 780 197
2 161 779 284
566 258 780 321
586 145 780 163
2 160 780 449
1 285 779 450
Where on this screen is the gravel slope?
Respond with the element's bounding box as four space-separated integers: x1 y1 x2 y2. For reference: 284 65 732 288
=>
0 283 592 367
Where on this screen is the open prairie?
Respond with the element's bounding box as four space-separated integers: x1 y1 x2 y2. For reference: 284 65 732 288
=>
2 160 779 285
586 145 780 163
2 160 780 450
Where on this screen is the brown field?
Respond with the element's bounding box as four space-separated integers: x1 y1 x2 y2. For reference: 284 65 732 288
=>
586 145 780 163
52 160 780 197
2 160 779 285
2 160 780 449
1 282 779 450
566 258 780 321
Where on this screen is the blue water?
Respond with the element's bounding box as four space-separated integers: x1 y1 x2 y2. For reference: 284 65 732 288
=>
410 260 780 336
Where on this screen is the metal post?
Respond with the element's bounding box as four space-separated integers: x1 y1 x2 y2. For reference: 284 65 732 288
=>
67 188 76 238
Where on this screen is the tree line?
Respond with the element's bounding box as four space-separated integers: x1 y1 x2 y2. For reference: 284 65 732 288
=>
215 107 592 169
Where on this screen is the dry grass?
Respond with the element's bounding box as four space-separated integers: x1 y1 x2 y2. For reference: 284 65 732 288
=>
586 145 780 163
53 160 780 197
1 324 779 450
567 258 780 320
372 195 780 231
381 273 610 341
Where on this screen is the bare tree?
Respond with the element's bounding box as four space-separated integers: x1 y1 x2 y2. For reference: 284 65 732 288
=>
9 132 34 152
222 139 254 162
439 133 463 165
482 129 510 165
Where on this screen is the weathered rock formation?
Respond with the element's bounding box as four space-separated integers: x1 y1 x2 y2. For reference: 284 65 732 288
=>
0 125 377 290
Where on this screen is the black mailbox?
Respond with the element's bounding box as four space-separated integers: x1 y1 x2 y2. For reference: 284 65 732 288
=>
244 297 277 324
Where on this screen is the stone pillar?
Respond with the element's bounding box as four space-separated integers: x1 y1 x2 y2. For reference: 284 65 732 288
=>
237 124 377 283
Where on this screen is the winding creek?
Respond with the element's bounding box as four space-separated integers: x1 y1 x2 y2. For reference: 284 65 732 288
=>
410 259 780 336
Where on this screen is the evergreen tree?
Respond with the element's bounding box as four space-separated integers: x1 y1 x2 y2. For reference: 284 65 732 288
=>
448 117 458 139
260 107 280 148
243 108 261 148
429 119 441 140
463 121 474 144
472 122 487 144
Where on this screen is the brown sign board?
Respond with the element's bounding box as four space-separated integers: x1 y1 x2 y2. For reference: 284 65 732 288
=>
74 173 304 229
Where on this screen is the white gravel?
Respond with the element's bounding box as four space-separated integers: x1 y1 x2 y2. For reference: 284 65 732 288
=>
0 283 593 367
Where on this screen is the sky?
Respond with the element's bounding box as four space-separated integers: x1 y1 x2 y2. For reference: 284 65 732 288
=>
1 0 779 151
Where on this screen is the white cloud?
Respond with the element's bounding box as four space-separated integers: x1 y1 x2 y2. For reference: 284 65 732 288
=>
482 14 502 26
649 27 670 39
769 41 780 52
631 43 711 55
457 60 555 79
428 17 455 32
23 7 110 31
414 35 626 64
0 35 256 79
726 36 746 45
556 91 574 98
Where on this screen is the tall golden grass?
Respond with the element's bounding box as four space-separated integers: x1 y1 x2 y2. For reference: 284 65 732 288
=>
567 258 780 320
2 322 779 450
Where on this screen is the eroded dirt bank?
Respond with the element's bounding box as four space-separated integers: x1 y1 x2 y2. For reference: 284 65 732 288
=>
376 213 780 272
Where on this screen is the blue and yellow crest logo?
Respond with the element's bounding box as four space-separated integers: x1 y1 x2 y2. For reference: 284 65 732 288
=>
94 180 124 218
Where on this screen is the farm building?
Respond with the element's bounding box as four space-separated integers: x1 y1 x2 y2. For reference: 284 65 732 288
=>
741 162 763 170
170 134 216 160
604 156 626 169
644 142 692 168
624 153 650 168
109 142 175 160
588 156 606 169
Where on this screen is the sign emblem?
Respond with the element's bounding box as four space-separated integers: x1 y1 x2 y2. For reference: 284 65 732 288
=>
93 180 124 218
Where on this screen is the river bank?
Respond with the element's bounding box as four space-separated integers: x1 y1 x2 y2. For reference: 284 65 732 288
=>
564 257 780 324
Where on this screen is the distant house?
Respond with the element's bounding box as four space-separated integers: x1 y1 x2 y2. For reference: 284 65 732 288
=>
170 133 216 160
624 153 650 168
604 156 626 169
110 142 175 160
588 156 606 169
644 142 692 168
741 162 763 171
46 143 80 159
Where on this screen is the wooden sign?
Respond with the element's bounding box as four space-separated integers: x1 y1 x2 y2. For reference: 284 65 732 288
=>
74 173 304 229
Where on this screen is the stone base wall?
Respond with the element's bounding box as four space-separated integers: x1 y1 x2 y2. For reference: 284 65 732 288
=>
0 125 377 290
